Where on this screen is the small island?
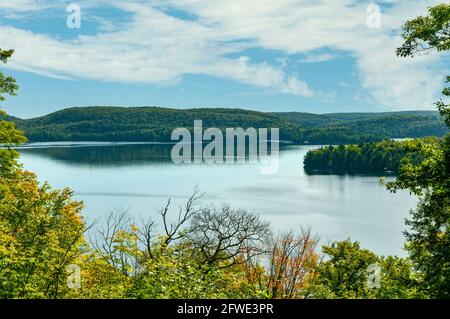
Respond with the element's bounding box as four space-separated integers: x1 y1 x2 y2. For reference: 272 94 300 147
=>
303 138 438 174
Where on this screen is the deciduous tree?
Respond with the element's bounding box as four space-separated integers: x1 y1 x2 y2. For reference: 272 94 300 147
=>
390 3 450 298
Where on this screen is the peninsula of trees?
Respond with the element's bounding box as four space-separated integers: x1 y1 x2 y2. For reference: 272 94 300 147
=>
303 138 438 174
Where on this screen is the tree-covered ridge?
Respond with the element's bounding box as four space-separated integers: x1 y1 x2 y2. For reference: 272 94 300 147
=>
303 138 438 174
7 106 448 144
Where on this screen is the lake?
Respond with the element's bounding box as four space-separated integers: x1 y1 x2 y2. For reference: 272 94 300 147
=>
17 142 416 256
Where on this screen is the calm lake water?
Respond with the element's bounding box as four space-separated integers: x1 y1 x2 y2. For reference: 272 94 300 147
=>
17 142 416 256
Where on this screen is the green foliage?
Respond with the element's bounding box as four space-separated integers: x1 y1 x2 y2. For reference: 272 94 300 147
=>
436 75 450 127
396 4 450 57
303 139 437 174
309 240 378 299
309 240 424 299
9 106 448 144
67 207 270 299
391 3 450 298
73 238 242 299
126 241 244 299
0 118 27 177
385 136 450 298
0 48 87 299
0 170 87 298
0 48 27 177
376 256 423 299
0 49 19 102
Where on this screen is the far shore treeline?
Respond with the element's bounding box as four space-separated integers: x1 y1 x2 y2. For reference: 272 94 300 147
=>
5 106 448 144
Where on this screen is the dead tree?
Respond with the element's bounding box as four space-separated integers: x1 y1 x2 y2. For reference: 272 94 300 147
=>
160 187 203 247
92 188 204 265
187 204 271 268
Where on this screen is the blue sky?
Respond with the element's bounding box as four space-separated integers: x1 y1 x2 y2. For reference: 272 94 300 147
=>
0 0 448 118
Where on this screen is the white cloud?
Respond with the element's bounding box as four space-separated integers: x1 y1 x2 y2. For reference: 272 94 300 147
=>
0 0 448 109
0 0 43 11
298 54 335 64
204 56 313 96
160 0 447 109
0 1 313 96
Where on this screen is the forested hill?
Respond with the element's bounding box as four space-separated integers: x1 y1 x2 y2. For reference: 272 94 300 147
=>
6 106 449 144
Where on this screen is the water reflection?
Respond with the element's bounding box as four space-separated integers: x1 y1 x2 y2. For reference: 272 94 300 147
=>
18 143 173 167
18 142 289 168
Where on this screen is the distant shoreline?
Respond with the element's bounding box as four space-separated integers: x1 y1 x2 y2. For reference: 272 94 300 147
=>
5 106 448 145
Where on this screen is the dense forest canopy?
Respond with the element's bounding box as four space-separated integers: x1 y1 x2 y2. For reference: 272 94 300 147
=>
303 138 438 174
6 106 448 144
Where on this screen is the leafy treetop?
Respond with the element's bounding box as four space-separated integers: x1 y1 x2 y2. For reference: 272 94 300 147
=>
396 3 450 58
